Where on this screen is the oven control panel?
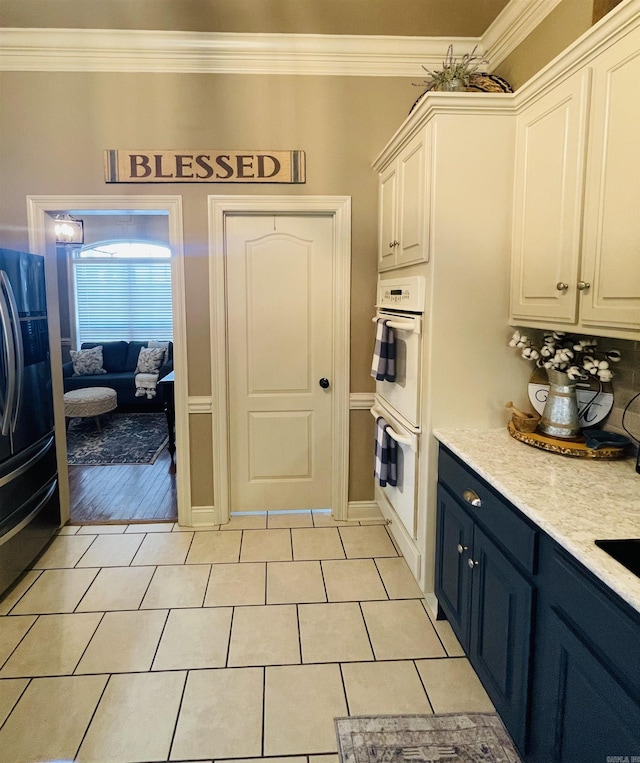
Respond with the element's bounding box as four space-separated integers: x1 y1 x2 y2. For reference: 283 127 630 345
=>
376 276 425 313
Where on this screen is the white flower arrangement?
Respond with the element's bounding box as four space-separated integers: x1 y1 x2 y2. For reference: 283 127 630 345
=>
509 330 621 382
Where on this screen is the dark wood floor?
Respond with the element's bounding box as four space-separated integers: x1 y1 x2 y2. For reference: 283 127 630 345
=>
68 448 178 524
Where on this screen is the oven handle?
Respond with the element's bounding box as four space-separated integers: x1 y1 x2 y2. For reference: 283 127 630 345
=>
372 316 421 334
370 406 419 452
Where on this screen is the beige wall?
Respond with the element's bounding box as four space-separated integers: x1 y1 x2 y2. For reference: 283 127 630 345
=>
0 0 610 510
0 69 418 505
495 0 594 89
0 0 509 36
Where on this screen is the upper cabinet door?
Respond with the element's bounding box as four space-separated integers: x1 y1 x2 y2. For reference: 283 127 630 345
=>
580 33 640 332
378 163 398 271
377 128 429 272
396 131 429 268
510 72 591 325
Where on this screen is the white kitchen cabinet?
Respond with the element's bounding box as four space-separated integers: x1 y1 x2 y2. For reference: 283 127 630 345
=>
509 72 590 326
580 31 640 333
377 128 430 271
510 21 640 339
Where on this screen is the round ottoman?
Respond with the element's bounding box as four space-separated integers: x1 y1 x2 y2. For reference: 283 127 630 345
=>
64 387 117 431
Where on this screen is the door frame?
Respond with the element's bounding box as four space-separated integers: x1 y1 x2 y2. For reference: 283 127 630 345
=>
209 195 351 523
26 195 189 525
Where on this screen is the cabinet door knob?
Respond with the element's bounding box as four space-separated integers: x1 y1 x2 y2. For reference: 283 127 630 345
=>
467 558 478 569
556 282 569 291
457 543 468 554
577 281 591 291
462 489 482 508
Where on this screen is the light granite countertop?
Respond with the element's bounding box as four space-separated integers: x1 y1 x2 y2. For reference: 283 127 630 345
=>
433 428 640 614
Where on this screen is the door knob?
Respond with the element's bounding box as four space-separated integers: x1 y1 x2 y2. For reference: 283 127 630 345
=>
319 378 330 389
556 282 569 291
457 543 468 555
577 281 591 291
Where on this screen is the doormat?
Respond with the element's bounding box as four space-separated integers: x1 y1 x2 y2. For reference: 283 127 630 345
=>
335 713 522 763
67 412 168 465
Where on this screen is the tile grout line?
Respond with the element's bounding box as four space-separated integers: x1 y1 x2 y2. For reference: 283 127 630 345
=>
0 569 44 616
72 671 112 760
0 675 31 734
167 668 190 761
372 558 392 600
357 600 378 663
412 658 436 715
71 610 107 676
148 608 171 672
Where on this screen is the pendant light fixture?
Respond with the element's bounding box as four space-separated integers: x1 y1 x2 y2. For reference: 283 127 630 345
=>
54 213 84 244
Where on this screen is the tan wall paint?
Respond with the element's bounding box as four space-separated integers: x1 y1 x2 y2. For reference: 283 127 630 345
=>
0 70 415 505
189 413 214 506
348 409 375 502
495 0 594 89
1 0 509 36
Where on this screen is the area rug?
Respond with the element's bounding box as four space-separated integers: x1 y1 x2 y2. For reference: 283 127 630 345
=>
66 412 169 466
335 714 522 763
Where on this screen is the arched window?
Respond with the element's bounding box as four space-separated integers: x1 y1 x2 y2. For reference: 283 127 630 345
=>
71 240 173 345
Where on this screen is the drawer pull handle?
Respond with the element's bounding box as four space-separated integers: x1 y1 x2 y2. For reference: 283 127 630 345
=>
468 558 478 569
457 543 468 554
462 489 482 508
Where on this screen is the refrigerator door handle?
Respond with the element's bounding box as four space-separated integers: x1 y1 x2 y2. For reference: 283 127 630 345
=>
0 271 24 432
0 272 16 437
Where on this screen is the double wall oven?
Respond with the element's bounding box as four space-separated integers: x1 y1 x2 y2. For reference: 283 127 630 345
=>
371 276 425 576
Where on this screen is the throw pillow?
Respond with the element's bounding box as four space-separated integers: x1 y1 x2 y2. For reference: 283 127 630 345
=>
70 346 107 376
148 340 170 366
135 346 165 374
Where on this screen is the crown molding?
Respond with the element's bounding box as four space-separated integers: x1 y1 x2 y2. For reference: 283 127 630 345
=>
0 28 479 76
482 0 564 67
0 1 563 76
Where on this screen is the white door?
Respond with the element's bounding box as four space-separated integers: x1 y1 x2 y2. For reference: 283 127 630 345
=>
225 214 334 511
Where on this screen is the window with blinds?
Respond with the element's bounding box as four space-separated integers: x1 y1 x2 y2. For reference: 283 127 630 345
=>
72 240 173 345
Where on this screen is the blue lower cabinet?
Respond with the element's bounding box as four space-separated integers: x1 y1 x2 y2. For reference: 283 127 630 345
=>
530 610 640 762
435 484 473 644
435 478 533 753
469 526 533 751
436 444 640 763
528 541 640 762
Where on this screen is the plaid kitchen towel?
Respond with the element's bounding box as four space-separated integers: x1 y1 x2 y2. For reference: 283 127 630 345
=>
371 319 396 381
374 416 398 487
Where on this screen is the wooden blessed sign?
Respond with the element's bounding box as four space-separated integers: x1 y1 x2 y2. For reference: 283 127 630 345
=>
104 149 306 183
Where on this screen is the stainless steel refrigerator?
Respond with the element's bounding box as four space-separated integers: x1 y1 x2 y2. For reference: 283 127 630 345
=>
0 248 60 597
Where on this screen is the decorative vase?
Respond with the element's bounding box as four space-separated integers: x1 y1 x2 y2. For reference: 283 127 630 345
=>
538 369 581 439
441 78 466 92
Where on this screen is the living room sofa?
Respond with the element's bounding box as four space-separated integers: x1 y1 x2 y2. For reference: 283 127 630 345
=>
62 340 173 410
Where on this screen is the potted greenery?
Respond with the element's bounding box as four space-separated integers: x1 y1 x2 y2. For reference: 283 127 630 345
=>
416 44 489 92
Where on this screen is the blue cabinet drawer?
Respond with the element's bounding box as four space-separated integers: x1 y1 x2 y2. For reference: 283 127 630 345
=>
438 448 538 574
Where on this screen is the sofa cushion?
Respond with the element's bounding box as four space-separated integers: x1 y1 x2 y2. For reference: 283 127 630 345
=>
135 347 165 374
64 372 135 392
82 341 128 373
70 346 107 376
124 341 147 372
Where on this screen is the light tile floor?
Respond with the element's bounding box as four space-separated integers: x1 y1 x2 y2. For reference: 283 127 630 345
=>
0 511 493 763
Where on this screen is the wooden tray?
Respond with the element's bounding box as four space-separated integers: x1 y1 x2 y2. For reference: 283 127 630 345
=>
507 420 628 459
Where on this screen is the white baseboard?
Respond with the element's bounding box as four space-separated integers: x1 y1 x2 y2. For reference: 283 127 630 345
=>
347 500 382 520
374 487 422 583
423 592 439 620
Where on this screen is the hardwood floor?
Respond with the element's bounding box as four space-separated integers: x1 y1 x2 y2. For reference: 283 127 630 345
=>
68 448 177 524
